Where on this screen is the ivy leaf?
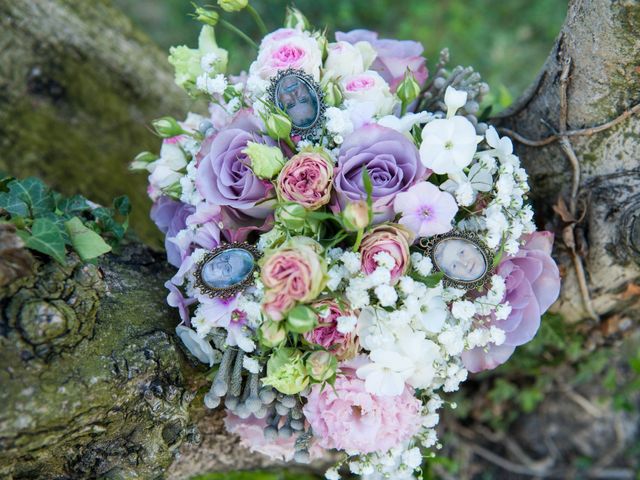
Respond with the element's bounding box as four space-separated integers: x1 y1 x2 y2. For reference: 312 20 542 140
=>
92 206 126 241
22 217 66 264
0 177 55 218
65 217 111 261
113 195 131 216
58 194 90 216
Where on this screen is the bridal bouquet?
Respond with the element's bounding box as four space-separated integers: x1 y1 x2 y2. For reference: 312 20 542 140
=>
132 4 561 478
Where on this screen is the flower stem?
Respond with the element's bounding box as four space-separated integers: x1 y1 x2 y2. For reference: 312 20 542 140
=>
283 136 297 152
352 228 364 252
219 19 257 48
246 5 268 36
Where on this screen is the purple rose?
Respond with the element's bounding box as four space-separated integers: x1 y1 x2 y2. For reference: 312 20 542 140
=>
334 124 426 223
196 112 274 220
150 196 194 267
462 232 561 373
336 30 428 92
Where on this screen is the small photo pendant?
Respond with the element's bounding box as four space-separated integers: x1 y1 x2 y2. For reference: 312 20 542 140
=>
194 243 261 299
419 231 494 290
267 68 326 140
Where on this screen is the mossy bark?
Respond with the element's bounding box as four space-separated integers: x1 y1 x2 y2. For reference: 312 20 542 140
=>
0 0 199 247
1 0 639 479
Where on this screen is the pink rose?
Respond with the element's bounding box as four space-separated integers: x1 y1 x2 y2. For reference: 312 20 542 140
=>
462 232 561 372
276 152 333 210
359 224 415 284
224 412 323 461
250 28 322 80
303 367 422 454
304 300 359 361
260 238 327 321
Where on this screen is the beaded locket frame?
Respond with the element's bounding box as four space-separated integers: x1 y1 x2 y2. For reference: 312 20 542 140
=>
266 68 326 140
193 242 262 299
419 231 495 290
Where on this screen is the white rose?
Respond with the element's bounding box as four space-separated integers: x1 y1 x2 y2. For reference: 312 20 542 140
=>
324 40 375 79
249 28 322 80
341 70 397 116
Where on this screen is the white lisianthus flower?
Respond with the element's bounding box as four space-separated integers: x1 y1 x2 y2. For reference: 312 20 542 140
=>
418 295 449 333
324 40 375 78
419 116 480 175
444 86 468 118
341 70 397 116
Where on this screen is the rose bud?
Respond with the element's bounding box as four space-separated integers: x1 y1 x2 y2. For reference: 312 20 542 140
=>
276 203 308 232
342 200 370 232
396 71 421 105
243 141 286 179
265 111 292 141
258 320 286 348
305 351 337 382
286 305 317 334
323 80 343 107
284 6 311 30
194 6 220 26
152 116 185 138
217 0 248 13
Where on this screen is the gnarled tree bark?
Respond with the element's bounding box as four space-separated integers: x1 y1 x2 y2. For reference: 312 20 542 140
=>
1 0 639 478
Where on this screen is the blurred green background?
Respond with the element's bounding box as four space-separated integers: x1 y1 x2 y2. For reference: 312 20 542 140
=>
114 0 567 107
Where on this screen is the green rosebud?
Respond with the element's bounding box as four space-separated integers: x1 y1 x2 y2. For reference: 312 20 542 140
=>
243 142 286 179
323 80 343 107
217 0 248 12
129 151 158 171
276 203 307 232
342 199 371 232
262 348 309 395
264 111 292 141
152 117 185 138
194 6 219 26
286 305 317 334
396 71 422 105
258 320 286 348
284 6 311 30
306 351 337 382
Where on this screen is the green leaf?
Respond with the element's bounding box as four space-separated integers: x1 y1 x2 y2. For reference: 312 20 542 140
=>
23 218 67 264
113 195 131 216
58 194 90 216
6 177 55 217
362 167 373 208
0 190 29 216
65 217 112 261
411 270 444 288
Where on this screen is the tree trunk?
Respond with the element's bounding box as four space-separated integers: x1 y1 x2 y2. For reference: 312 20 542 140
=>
1 0 639 479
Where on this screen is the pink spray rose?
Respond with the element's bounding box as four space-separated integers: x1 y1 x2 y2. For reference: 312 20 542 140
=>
276 151 333 210
304 300 359 361
260 238 327 321
462 232 561 372
303 364 422 454
359 224 415 284
224 412 322 462
249 28 322 80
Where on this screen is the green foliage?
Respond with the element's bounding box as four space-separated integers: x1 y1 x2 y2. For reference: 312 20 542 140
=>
0 176 130 264
191 471 320 480
114 0 567 104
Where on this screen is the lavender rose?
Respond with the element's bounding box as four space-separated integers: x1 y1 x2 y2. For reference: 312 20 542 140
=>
196 112 275 220
336 30 428 92
150 196 194 267
334 124 426 223
462 232 561 372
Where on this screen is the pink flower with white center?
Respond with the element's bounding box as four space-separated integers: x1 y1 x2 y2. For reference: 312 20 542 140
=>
249 28 322 80
393 181 458 237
